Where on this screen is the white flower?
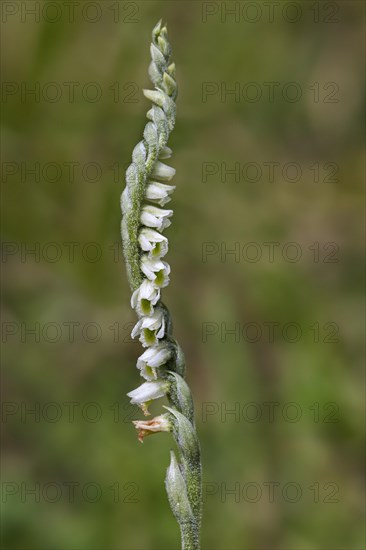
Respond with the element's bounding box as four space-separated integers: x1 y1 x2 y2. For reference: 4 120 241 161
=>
137 344 172 380
159 146 172 159
132 413 171 442
131 279 160 316
127 380 168 415
131 308 165 347
141 256 170 288
146 181 175 206
140 205 173 231
139 228 168 259
152 161 176 181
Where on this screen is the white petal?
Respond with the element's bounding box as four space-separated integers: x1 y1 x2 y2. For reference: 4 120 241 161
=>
137 344 171 380
141 257 170 287
139 279 160 301
131 280 161 316
140 205 173 230
143 205 173 218
131 287 139 309
159 146 172 159
152 161 176 181
139 228 167 248
147 346 171 367
146 182 175 206
127 380 167 404
156 322 165 339
131 310 165 347
131 319 142 339
139 228 168 258
140 210 161 229
139 232 153 251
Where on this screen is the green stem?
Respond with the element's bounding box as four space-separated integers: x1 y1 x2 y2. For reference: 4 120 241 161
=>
181 521 200 550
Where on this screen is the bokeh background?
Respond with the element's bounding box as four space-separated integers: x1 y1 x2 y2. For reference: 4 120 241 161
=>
1 1 365 549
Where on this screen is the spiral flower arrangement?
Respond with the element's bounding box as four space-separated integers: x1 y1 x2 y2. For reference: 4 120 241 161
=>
120 21 202 550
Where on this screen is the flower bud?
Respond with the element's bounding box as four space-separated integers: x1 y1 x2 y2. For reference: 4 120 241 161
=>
158 35 170 57
143 89 166 109
165 450 193 523
150 42 166 70
163 72 177 97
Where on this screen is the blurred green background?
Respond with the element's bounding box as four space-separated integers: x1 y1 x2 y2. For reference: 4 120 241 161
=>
1 1 365 549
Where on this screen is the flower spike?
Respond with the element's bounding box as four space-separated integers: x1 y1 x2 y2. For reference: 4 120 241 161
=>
120 21 202 550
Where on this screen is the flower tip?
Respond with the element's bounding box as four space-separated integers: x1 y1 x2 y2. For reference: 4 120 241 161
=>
153 19 162 34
